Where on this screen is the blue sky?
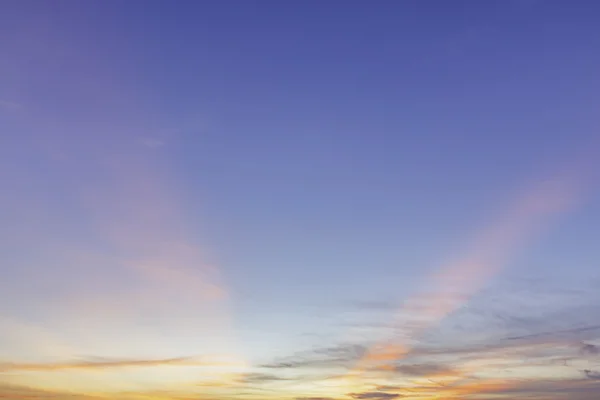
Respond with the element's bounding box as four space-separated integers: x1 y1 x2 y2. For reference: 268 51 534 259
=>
2 1 600 399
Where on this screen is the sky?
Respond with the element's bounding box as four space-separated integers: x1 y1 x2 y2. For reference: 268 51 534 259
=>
1 0 600 399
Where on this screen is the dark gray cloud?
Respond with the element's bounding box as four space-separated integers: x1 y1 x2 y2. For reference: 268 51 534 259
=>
261 344 366 370
580 343 599 356
583 370 600 380
313 344 366 360
261 359 339 369
406 336 567 363
262 362 297 369
465 378 600 400
261 317 599 381
422 276 600 341
241 372 290 383
260 277 600 399
348 392 400 400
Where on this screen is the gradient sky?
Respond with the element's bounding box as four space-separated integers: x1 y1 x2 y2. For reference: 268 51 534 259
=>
2 1 600 399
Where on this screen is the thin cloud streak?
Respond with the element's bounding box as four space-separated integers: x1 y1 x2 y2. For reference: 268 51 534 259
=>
0 356 244 373
348 146 598 381
504 325 600 341
0 58 245 396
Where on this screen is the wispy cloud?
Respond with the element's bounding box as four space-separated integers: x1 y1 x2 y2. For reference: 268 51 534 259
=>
261 344 367 370
394 363 457 377
253 284 600 398
580 343 599 356
0 356 239 372
0 382 103 399
504 325 600 341
348 392 400 400
348 147 598 380
240 372 292 384
0 382 237 400
583 370 600 380
296 397 338 400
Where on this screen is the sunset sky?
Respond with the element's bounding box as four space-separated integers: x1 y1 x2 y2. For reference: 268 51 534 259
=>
2 1 600 399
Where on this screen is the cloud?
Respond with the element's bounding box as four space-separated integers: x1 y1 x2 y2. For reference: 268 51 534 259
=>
463 378 600 400
261 344 367 370
0 382 228 400
240 372 291 383
358 378 600 400
348 392 400 400
0 382 102 399
262 362 298 369
0 356 237 372
580 343 599 357
258 303 600 385
504 325 600 341
258 275 600 397
349 148 596 377
583 370 600 380
374 386 408 392
313 345 367 359
296 398 337 400
254 312 600 398
394 363 457 377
